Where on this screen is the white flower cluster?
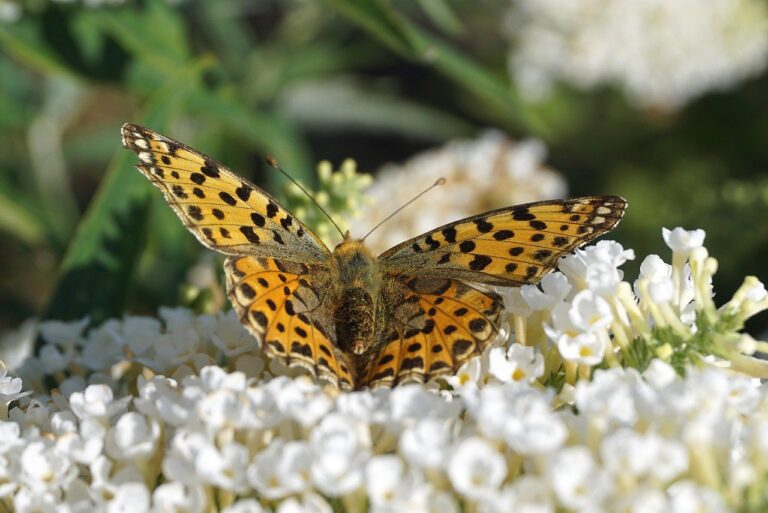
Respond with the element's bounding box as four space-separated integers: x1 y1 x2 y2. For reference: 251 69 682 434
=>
353 131 566 254
506 0 768 109
1 228 767 512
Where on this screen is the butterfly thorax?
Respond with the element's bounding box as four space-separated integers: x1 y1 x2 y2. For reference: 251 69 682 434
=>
331 239 381 356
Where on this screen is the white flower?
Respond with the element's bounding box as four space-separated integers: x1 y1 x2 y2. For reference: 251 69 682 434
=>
105 412 160 461
69 384 130 422
108 482 150 513
162 431 209 485
667 481 730 513
389 384 460 422
399 417 454 469
503 390 566 455
310 413 369 496
39 343 68 374
222 499 268 513
38 317 89 347
79 320 125 371
554 330 606 366
20 440 77 492
0 421 22 453
210 310 260 357
248 440 312 499
445 357 484 391
121 316 162 356
488 344 544 384
550 446 612 510
354 131 566 253
508 0 768 109
272 377 333 427
663 227 706 255
569 290 613 332
483 475 554 513
521 272 571 311
0 362 27 404
601 429 688 483
56 417 105 464
447 437 507 500
196 441 249 493
13 487 58 513
151 482 205 513
637 254 675 304
275 493 334 513
134 375 193 427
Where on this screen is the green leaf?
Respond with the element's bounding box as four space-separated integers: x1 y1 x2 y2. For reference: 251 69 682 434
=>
329 0 550 136
0 178 47 246
278 78 474 140
186 91 313 188
44 69 197 323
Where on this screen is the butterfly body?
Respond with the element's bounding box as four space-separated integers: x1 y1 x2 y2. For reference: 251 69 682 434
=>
121 123 628 390
330 238 380 356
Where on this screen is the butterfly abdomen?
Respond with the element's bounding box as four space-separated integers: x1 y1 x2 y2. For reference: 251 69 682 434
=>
331 239 381 356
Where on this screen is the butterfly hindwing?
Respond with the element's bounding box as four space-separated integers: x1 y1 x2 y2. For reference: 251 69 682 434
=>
379 196 627 286
121 123 329 264
362 276 504 388
225 256 354 390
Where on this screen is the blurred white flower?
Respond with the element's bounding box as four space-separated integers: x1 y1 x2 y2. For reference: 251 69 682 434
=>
108 482 150 513
482 475 555 513
507 0 768 110
663 227 706 255
69 384 130 422
354 132 566 253
310 413 369 496
275 493 334 513
151 482 205 513
20 440 77 493
196 441 249 492
551 446 612 510
248 440 312 499
399 417 454 469
222 499 268 513
121 316 162 357
448 437 507 500
105 412 160 461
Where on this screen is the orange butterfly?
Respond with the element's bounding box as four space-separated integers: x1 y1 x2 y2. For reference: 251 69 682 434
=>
122 124 627 390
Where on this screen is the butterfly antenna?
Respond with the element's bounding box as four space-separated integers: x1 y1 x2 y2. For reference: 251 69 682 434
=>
361 178 446 242
265 156 346 239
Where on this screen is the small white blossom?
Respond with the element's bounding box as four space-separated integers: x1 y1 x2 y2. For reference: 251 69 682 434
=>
551 446 612 510
69 384 130 422
248 440 312 499
663 227 706 255
488 344 544 384
448 437 507 500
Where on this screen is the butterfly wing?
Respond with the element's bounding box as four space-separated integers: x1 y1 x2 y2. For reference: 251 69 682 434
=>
225 256 354 389
121 123 329 264
379 196 627 286
361 276 504 388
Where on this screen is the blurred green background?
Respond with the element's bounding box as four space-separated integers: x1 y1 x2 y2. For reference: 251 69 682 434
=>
1 0 767 335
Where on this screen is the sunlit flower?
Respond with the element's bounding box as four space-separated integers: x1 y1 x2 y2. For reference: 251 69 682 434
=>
447 437 507 500
354 132 566 253
507 0 768 109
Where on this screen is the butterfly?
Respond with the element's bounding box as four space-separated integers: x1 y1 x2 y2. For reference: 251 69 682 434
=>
122 123 627 390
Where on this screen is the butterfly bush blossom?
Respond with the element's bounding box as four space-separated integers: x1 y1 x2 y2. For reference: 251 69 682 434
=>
353 130 566 254
506 0 768 110
1 225 768 512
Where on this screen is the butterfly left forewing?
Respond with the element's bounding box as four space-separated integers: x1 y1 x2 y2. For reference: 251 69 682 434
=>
362 276 504 388
121 123 329 264
379 196 627 286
